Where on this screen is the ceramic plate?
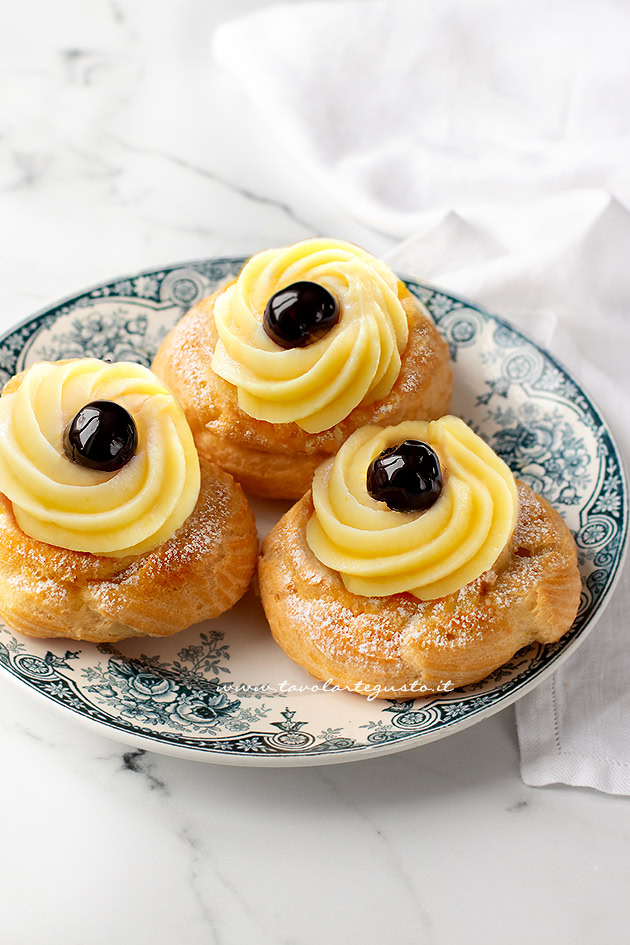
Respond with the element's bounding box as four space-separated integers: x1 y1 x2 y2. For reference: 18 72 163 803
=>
0 259 626 766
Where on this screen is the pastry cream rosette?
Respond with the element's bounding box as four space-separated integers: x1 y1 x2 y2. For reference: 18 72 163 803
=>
0 359 200 557
210 238 409 434
306 416 519 600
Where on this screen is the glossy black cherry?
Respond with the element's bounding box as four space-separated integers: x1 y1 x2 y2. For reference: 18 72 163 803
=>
64 400 138 472
263 281 340 349
367 439 442 513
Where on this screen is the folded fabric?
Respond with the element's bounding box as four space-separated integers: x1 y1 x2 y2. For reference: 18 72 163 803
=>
213 0 630 236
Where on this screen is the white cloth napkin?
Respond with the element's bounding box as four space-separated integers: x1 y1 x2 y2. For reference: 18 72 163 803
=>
213 0 630 793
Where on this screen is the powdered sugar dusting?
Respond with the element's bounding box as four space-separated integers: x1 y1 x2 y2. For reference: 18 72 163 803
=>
277 480 572 676
3 571 70 606
110 471 233 583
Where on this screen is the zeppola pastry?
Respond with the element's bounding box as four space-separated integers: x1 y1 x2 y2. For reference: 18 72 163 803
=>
259 416 581 697
153 238 451 499
0 359 258 642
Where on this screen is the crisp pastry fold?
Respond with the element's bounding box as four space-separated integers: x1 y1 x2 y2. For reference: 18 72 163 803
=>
258 482 581 698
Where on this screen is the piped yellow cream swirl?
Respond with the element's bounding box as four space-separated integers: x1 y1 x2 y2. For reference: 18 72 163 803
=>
306 416 519 600
211 238 409 434
0 359 200 557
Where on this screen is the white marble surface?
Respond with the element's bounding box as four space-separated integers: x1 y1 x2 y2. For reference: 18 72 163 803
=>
1 2 629 943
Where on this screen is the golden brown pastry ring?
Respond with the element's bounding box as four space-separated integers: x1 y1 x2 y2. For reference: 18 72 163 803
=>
258 481 582 698
152 282 452 499
0 459 258 643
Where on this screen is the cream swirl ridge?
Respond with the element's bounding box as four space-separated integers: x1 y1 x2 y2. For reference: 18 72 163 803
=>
210 238 409 434
0 359 200 557
306 416 519 600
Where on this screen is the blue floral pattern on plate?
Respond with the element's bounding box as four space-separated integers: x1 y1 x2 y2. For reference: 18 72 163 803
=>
0 260 626 765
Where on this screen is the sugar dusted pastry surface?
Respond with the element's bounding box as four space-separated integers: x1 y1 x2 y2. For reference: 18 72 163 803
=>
152 283 452 499
307 416 519 600
210 238 409 433
0 359 200 557
0 458 258 642
259 482 581 697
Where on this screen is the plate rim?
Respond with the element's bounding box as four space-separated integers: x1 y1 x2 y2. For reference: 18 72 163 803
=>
1 573 626 767
0 257 627 766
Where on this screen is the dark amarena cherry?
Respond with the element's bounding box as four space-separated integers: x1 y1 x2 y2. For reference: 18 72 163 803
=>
367 439 443 512
263 281 340 348
64 400 138 472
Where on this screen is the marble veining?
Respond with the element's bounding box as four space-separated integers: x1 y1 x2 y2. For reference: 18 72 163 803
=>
112 138 320 234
